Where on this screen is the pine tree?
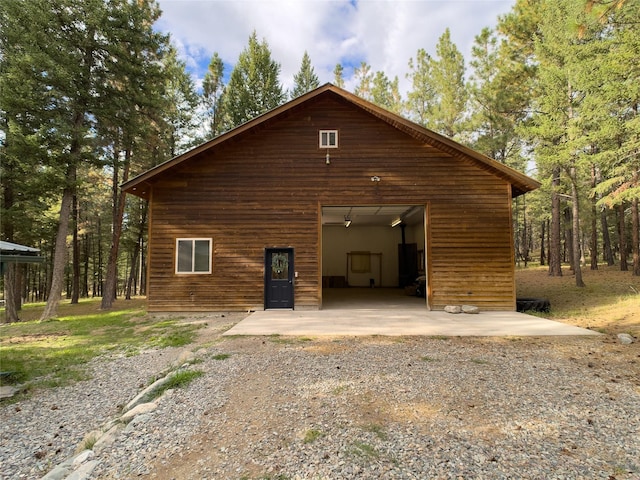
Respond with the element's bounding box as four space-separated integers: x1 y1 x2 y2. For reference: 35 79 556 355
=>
163 46 200 155
405 48 436 127
468 27 526 170
222 31 285 129
353 62 373 101
371 72 402 114
526 0 591 287
333 64 345 88
429 29 468 140
99 0 171 310
291 51 319 99
202 52 225 139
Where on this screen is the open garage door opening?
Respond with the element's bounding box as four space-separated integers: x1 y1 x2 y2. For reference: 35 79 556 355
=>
321 205 429 310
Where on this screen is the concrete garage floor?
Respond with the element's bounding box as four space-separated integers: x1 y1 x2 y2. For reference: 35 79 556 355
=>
224 288 600 337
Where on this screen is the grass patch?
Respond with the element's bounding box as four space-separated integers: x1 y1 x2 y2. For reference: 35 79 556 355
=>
332 384 348 395
363 423 387 440
470 358 490 365
420 355 438 362
0 298 203 389
303 428 323 444
143 369 204 403
516 265 640 335
82 432 99 451
349 441 379 459
268 334 310 345
212 353 231 360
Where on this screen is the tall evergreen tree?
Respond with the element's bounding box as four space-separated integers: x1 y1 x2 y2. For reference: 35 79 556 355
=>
98 0 170 310
585 0 640 275
222 31 285 129
526 0 591 287
371 72 403 114
202 52 225 139
291 51 320 99
405 48 436 127
333 63 345 88
429 29 468 140
163 45 200 155
468 27 526 169
0 0 172 317
353 62 373 101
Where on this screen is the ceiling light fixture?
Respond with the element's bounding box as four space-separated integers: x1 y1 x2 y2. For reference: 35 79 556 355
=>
391 218 402 227
344 216 352 228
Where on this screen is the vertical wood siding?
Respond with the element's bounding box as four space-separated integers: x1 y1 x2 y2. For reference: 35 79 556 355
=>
146 96 515 311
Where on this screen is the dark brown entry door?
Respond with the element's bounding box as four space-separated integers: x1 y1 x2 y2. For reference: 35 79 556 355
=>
264 248 294 309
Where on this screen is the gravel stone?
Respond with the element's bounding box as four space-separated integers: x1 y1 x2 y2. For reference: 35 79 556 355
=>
1 315 639 480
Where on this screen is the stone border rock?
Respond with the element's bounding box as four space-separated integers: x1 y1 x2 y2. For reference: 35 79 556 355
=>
39 351 202 480
444 305 480 314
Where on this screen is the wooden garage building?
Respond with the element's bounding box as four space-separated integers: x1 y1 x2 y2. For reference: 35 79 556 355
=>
122 84 539 312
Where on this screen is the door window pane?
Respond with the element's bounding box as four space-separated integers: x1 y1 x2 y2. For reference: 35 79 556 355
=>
271 252 289 280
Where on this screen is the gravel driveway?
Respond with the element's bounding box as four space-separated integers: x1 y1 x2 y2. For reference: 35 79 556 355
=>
2 313 639 479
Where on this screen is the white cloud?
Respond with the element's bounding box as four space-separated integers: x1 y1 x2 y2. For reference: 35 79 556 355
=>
155 0 515 94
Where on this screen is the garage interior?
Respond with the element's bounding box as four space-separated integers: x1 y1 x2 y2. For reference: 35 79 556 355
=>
321 205 427 309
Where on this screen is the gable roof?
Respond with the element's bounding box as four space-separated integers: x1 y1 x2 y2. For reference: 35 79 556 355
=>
122 83 540 199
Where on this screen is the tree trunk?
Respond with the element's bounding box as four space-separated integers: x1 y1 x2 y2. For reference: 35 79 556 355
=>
521 196 529 267
40 187 74 320
601 209 614 265
619 203 628 271
564 207 574 271
549 167 563 276
632 197 639 276
125 202 147 299
594 166 615 266
540 220 546 266
71 192 80 304
590 165 598 270
82 233 90 297
569 166 585 287
3 263 20 323
101 147 131 310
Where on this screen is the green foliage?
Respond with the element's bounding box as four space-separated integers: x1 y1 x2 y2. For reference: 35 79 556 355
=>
349 441 379 459
429 28 468 140
0 304 202 388
333 63 345 88
222 31 285 129
143 369 204 402
353 62 374 100
406 48 436 127
212 353 231 360
371 72 403 114
303 428 323 444
363 423 387 440
290 51 320 99
202 52 225 139
467 27 526 169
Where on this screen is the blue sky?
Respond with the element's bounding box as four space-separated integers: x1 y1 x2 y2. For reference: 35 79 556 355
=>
155 0 516 95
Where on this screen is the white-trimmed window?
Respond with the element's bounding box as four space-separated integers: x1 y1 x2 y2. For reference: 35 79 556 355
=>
319 130 338 148
176 238 212 274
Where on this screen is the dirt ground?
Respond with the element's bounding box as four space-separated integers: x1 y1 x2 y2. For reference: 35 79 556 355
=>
141 308 640 479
